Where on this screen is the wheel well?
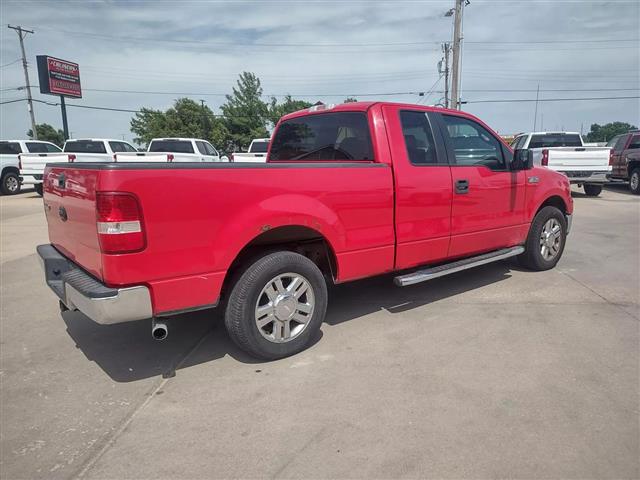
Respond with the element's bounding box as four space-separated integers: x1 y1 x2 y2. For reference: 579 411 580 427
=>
537 195 567 215
1 166 19 178
628 161 640 176
220 226 338 302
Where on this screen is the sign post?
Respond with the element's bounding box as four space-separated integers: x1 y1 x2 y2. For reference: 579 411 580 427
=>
36 56 82 140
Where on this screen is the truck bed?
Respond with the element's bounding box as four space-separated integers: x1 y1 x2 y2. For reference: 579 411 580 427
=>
42 161 394 315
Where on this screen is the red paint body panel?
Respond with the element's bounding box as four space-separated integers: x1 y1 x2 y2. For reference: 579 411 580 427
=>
43 102 573 317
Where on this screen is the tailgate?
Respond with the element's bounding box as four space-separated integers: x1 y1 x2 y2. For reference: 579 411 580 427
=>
43 166 104 280
547 147 611 170
115 152 169 162
20 153 70 174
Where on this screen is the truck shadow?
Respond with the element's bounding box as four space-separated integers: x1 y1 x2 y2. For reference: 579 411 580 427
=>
63 260 515 382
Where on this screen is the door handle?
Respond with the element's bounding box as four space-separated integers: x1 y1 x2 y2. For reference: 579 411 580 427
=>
455 179 469 194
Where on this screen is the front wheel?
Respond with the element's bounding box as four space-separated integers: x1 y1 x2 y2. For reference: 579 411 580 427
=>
583 184 603 196
34 183 43 196
518 206 567 271
224 251 328 360
1 172 21 195
630 168 640 195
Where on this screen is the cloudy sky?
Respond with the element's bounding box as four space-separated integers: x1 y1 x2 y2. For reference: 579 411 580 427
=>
1 0 638 143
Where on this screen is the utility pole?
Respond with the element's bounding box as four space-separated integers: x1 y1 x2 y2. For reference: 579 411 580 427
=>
450 0 466 110
200 99 207 138
533 84 540 131
8 25 37 139
439 43 450 108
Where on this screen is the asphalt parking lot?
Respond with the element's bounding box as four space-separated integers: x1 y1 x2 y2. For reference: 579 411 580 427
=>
1 185 638 479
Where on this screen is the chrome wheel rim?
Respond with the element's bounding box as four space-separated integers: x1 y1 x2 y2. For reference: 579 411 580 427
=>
5 176 18 193
255 273 315 343
539 218 562 261
631 172 639 191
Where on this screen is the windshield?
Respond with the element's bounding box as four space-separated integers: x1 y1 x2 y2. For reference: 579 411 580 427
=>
149 140 194 154
64 141 107 154
249 141 269 153
528 133 582 149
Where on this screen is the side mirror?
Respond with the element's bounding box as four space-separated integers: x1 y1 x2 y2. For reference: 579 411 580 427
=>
512 149 533 170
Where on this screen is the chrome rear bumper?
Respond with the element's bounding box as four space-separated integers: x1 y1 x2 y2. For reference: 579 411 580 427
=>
37 244 152 325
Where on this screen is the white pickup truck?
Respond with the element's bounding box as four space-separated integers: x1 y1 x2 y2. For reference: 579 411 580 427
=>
1 140 62 195
511 132 611 196
20 138 138 195
230 138 270 162
115 138 228 162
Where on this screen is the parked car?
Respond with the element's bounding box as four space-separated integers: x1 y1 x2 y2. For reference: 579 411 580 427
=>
607 130 640 194
115 138 229 162
231 138 270 162
20 138 137 195
37 102 573 359
0 140 61 195
511 132 611 196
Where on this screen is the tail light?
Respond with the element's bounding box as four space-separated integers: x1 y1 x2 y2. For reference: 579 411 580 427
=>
113 154 117 162
18 154 22 170
96 192 145 254
609 149 614 166
541 149 549 166
167 154 174 162
68 154 76 163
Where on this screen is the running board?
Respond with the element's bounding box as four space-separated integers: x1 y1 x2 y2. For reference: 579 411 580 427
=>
394 246 525 287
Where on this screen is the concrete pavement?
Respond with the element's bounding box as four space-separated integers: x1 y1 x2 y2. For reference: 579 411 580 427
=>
1 185 638 479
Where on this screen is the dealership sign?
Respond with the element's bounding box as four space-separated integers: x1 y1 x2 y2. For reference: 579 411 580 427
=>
36 56 82 98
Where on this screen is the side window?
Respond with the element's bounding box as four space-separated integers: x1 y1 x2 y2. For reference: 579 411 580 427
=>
45 143 62 152
121 142 137 152
512 135 527 150
628 135 640 150
26 142 49 153
399 110 439 165
442 115 507 171
614 135 628 152
109 142 124 153
0 142 22 154
204 142 218 156
195 141 208 155
269 112 374 161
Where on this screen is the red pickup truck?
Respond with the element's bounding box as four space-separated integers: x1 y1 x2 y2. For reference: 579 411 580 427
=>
38 102 573 359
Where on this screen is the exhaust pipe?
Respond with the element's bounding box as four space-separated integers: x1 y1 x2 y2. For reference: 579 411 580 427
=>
151 319 168 341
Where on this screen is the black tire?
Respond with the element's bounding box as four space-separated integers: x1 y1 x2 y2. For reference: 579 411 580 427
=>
1 172 21 195
630 168 640 195
224 251 328 360
34 183 43 196
518 206 567 271
583 184 602 197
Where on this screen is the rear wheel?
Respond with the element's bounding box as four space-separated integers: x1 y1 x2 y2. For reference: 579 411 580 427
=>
583 184 602 196
518 206 567 271
1 172 20 195
630 168 640 195
34 183 43 196
224 251 328 360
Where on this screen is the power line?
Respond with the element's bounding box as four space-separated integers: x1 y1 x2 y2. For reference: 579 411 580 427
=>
465 96 640 104
0 58 21 68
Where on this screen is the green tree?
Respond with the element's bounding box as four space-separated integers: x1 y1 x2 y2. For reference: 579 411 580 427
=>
130 98 217 146
220 72 269 150
27 123 65 147
585 122 637 143
343 97 358 103
267 95 312 127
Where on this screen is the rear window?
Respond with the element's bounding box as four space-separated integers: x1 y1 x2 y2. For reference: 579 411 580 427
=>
27 142 61 153
64 141 107 154
0 142 22 154
149 140 194 154
528 133 582 149
250 141 269 153
269 112 374 161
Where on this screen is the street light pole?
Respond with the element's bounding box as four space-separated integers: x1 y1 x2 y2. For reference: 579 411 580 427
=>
8 25 38 139
450 0 466 110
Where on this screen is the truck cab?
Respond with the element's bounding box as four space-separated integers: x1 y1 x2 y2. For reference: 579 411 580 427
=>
607 131 640 194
